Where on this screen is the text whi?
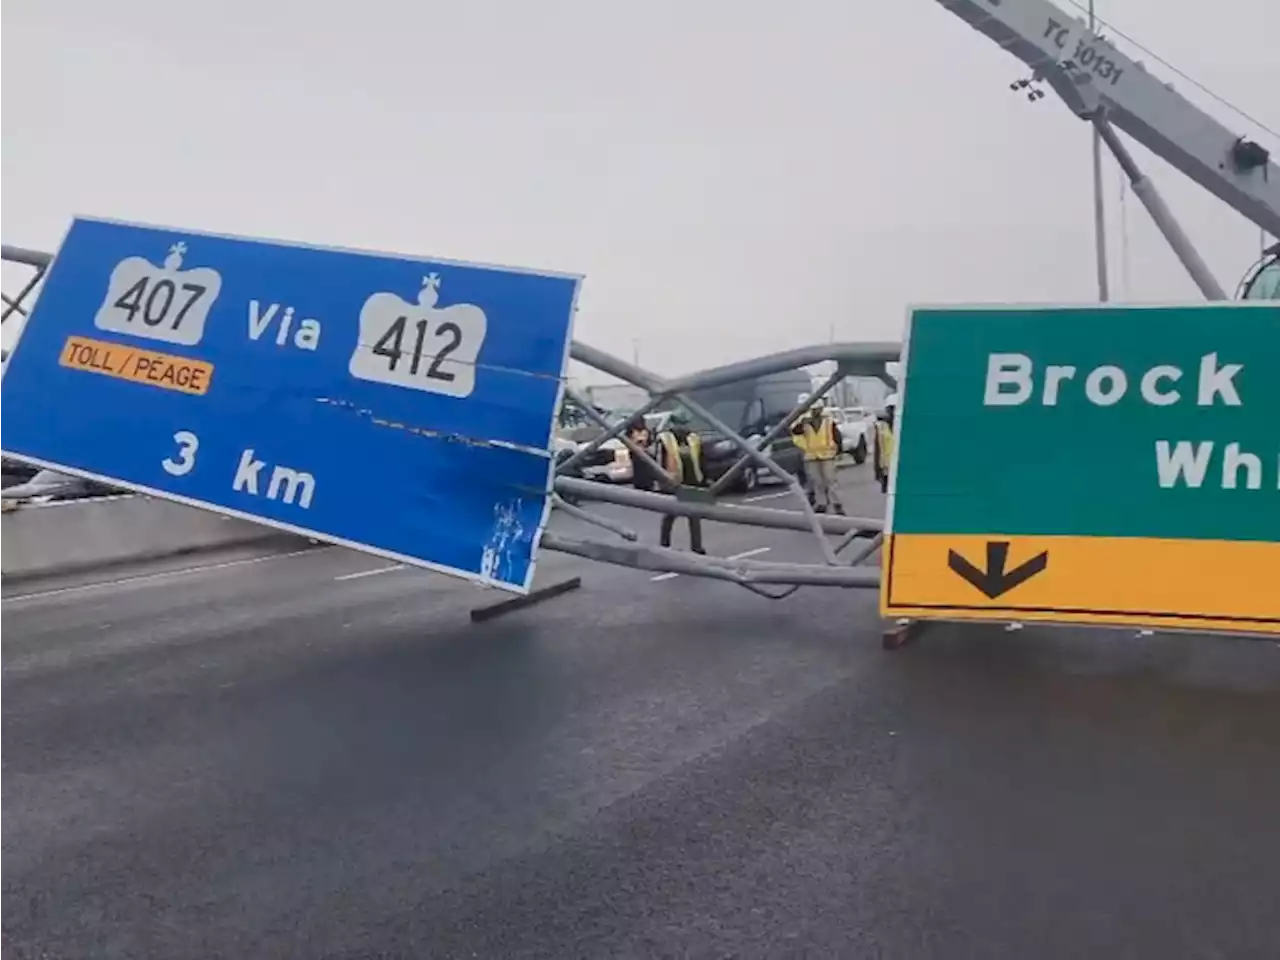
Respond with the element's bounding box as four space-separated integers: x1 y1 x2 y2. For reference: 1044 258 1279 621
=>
1155 441 1279 491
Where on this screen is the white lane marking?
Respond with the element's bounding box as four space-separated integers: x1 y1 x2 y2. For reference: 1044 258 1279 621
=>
4 547 329 603
743 491 790 503
650 546 772 582
334 564 406 581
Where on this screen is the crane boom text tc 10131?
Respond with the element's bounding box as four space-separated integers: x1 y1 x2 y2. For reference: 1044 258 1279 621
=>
932 0 1279 239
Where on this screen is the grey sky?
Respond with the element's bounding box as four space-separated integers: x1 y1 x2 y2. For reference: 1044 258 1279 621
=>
3 0 1276 377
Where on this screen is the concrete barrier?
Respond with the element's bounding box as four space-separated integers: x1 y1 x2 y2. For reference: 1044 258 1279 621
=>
1 495 307 581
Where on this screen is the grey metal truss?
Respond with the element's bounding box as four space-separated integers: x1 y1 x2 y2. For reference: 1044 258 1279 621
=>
2 243 899 593
555 337 899 589
1 246 51 330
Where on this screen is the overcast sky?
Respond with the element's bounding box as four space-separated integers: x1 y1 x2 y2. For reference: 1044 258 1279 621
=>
3 0 1276 378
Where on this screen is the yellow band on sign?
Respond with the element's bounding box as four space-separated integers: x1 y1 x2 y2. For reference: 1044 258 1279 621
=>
59 335 214 396
883 533 1280 635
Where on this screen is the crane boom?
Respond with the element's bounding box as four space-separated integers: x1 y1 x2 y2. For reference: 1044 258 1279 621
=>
933 0 1280 238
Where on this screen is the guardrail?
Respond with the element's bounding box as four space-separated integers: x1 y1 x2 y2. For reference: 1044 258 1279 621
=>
1 494 307 581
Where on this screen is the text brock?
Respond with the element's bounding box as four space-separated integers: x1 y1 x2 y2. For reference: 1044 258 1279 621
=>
983 352 1244 408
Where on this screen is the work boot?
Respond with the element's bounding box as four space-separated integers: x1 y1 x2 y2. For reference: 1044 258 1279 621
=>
692 546 707 555
834 504 846 516
815 505 827 514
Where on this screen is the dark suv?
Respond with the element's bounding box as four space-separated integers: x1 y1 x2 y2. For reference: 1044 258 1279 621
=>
654 370 812 493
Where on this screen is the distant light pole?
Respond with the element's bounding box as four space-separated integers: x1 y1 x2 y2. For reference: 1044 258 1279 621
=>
1090 0 1111 302
631 338 640 366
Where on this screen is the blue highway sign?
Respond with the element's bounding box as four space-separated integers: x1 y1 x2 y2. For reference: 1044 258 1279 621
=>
1 217 581 592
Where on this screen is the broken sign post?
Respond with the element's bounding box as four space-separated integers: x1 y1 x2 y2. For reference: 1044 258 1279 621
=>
0 217 581 593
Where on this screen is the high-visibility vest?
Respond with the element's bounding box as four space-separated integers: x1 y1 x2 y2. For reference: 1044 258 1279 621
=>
796 417 838 461
876 421 895 471
658 431 705 485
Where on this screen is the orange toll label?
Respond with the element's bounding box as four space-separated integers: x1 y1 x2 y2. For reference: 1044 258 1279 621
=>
59 335 214 396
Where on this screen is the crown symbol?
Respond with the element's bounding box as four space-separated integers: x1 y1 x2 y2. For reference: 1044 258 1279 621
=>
163 242 188 270
417 272 442 307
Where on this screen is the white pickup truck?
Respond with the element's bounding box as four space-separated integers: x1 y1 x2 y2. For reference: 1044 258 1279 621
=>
830 407 874 464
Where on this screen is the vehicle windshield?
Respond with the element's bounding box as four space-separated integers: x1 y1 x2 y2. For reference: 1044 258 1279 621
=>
648 401 742 436
1241 257 1280 300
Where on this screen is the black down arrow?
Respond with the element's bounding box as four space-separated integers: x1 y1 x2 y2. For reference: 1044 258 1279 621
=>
947 541 1048 600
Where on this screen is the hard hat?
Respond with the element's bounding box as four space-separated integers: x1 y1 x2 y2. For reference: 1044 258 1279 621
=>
884 393 899 409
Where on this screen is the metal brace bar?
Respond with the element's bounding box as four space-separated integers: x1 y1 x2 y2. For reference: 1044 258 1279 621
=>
550 493 639 541
671 392 841 566
663 342 900 394
1 267 47 323
709 365 845 496
557 386 673 487
569 340 669 394
540 532 880 587
0 245 54 269
555 476 880 536
1093 116 1228 301
840 531 884 568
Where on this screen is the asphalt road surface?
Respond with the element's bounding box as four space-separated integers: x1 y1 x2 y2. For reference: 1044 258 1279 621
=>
5 466 1280 958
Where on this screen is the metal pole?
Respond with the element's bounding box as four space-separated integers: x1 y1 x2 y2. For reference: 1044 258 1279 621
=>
556 386 671 484
540 531 881 588
708 366 844 496
554 476 880 536
0 246 54 269
672 392 842 565
569 340 667 394
1093 117 1228 301
1 265 47 323
1089 0 1110 302
550 493 639 541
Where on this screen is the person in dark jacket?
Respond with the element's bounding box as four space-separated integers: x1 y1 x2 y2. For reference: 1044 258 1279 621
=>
654 411 707 554
626 418 661 492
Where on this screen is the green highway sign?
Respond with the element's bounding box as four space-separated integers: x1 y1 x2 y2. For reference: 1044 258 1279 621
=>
883 302 1280 634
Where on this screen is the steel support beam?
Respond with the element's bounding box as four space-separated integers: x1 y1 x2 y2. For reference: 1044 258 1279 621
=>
1093 117 1228 301
664 342 900 395
550 493 639 541
1 262 47 323
556 386 672 485
554 477 880 536
569 340 668 394
0 245 53 269
709 366 844 495
672 391 841 565
541 532 881 587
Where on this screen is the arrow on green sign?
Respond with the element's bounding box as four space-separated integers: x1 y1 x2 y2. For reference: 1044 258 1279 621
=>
948 542 1049 599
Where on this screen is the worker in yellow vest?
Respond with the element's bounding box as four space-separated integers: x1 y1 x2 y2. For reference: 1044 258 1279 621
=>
791 404 845 515
656 411 707 554
874 394 897 494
